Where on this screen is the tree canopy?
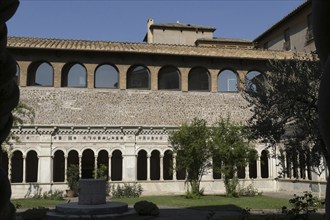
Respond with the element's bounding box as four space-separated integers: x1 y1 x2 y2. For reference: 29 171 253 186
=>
242 54 326 175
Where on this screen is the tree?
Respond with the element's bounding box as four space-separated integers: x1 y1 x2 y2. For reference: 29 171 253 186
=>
241 54 327 176
169 118 212 198
211 117 257 197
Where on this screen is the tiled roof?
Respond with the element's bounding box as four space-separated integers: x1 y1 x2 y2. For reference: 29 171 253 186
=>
254 0 311 42
8 36 301 60
150 23 216 32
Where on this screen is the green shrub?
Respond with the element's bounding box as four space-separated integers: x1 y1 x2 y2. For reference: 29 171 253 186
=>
134 200 159 216
110 183 143 198
20 207 49 220
282 191 324 220
42 190 64 200
238 182 262 197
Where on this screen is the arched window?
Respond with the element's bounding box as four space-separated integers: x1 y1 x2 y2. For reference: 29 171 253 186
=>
218 69 238 92
111 150 122 181
163 150 173 180
27 62 53 86
245 70 263 92
97 150 109 180
82 149 94 179
212 155 222 179
67 150 79 168
150 150 160 180
261 150 269 178
188 67 210 91
249 160 257 178
53 150 65 182
15 63 20 85
176 151 186 180
237 165 246 179
11 151 23 183
137 150 147 180
62 63 87 87
127 65 150 89
158 66 180 90
26 150 38 182
95 64 119 88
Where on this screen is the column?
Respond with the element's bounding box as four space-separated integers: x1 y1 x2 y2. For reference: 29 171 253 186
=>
147 154 151 181
64 156 68 182
180 68 189 92
160 155 164 181
8 158 11 181
94 155 98 179
269 156 273 178
245 165 250 179
108 155 112 181
256 156 261 179
79 155 82 178
22 155 26 183
209 69 218 93
172 154 177 181
283 152 287 178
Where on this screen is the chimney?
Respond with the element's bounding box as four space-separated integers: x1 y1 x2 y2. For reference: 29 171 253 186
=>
147 18 154 43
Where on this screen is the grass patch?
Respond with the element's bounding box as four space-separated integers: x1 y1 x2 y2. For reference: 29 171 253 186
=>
112 195 290 210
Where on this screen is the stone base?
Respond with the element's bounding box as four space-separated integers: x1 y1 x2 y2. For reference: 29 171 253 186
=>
46 202 134 220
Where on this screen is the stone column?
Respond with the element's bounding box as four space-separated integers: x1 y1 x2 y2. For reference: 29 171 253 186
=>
108 155 112 181
117 65 129 90
79 155 82 178
52 62 65 88
18 61 29 87
150 66 160 91
256 156 261 179
94 155 98 179
209 69 218 93
245 165 250 179
22 155 26 183
64 156 68 182
237 70 247 91
180 68 189 92
147 153 151 181
160 155 164 181
85 64 97 89
8 157 11 181
173 154 177 181
269 156 273 178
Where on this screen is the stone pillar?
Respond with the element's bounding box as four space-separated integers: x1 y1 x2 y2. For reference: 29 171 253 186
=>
79 155 82 178
52 62 65 88
237 70 247 91
22 155 26 183
85 64 97 89
18 61 29 87
173 154 177 181
147 154 151 181
94 155 98 179
108 155 112 181
180 68 189 92
269 156 273 178
209 69 218 93
117 65 129 90
245 165 250 179
8 157 11 181
256 156 261 179
160 155 164 181
64 156 68 182
122 140 137 181
150 66 160 91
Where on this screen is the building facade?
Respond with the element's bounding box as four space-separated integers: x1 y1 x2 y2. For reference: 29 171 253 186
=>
2 0 326 199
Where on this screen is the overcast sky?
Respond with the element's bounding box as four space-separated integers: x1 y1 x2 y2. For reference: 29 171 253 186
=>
7 0 304 43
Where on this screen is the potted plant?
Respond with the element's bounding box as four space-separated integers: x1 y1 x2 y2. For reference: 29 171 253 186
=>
66 164 79 197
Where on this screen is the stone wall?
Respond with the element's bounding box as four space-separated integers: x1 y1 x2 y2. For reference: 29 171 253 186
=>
20 87 251 126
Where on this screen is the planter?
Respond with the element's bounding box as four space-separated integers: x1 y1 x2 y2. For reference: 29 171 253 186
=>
66 189 76 198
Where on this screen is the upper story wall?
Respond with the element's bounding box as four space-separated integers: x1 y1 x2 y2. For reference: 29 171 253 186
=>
254 1 315 53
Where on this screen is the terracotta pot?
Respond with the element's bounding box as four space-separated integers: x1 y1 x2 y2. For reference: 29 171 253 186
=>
66 189 76 198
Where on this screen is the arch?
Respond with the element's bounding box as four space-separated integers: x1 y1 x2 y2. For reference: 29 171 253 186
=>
245 70 263 92
27 61 53 86
97 150 109 180
26 150 38 182
111 150 122 181
150 150 160 180
163 150 173 180
67 150 79 167
62 63 87 87
176 150 186 180
94 64 119 88
137 150 147 180
11 151 23 183
249 160 257 179
53 150 65 182
82 149 94 179
15 63 20 85
188 67 210 91
1 150 9 176
158 66 180 90
127 65 150 89
217 69 238 92
261 150 269 178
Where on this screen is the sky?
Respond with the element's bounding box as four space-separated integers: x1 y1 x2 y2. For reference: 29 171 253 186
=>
7 0 305 43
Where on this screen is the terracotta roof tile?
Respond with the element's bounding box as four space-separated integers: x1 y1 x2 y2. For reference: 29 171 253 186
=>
8 36 305 60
